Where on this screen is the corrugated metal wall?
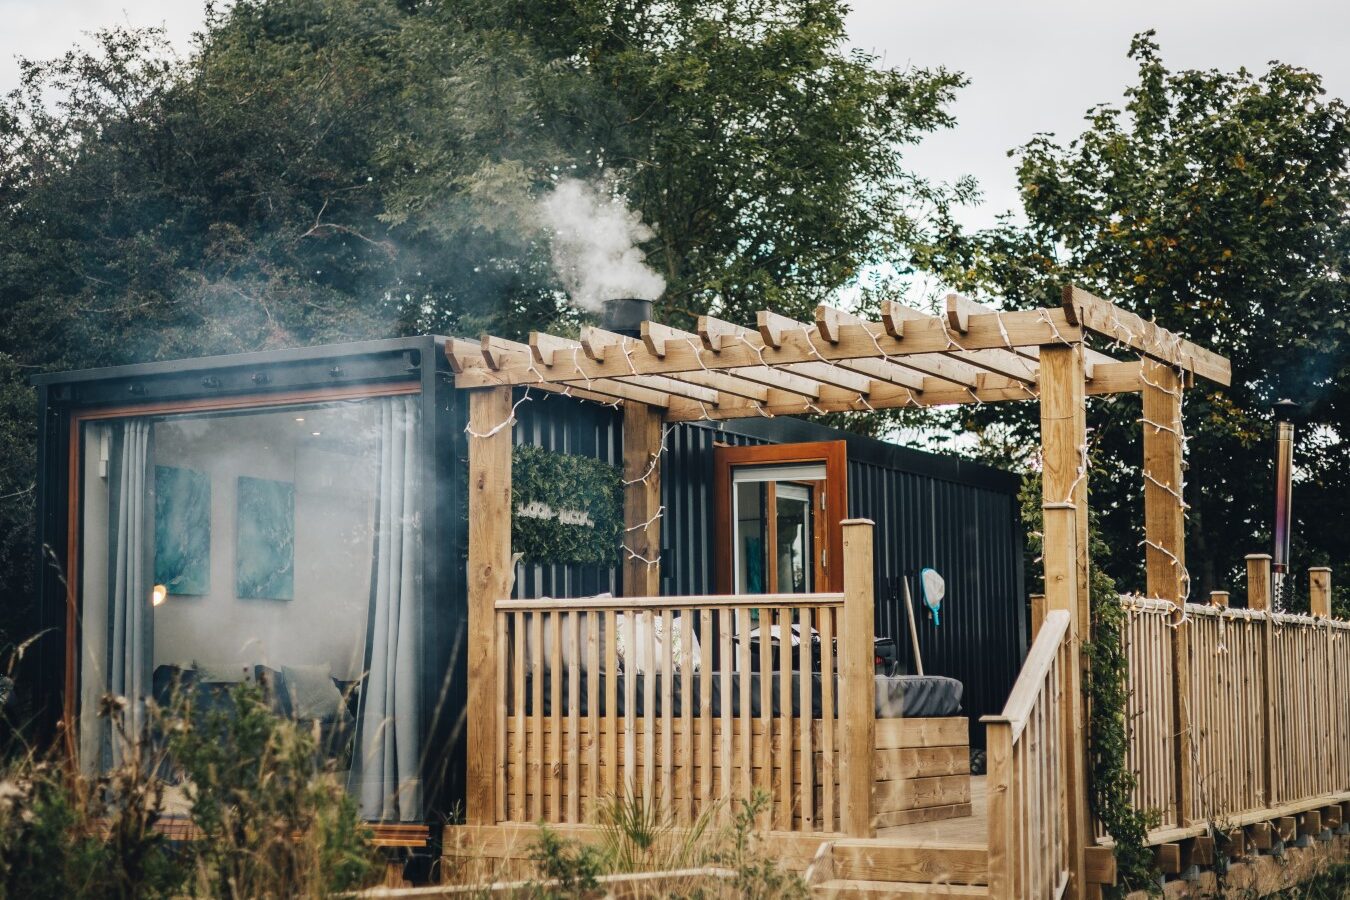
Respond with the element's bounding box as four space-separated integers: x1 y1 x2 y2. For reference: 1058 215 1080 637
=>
508 393 1027 747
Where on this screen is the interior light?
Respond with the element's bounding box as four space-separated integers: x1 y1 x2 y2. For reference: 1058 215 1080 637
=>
151 585 168 607
295 417 305 423
312 431 321 437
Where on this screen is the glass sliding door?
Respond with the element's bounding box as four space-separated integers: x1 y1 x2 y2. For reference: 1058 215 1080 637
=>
74 393 424 821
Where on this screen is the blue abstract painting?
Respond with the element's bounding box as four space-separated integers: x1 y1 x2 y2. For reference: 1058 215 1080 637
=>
154 465 211 595
236 476 294 600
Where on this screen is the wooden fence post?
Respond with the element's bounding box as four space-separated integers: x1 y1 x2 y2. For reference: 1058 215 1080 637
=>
1247 555 1273 612
1309 567 1335 795
1209 591 1230 609
1309 568 1332 618
1247 554 1274 807
840 518 876 838
467 386 515 825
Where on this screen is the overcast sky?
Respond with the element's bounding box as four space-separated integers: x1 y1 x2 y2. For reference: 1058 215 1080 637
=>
2 0 1348 231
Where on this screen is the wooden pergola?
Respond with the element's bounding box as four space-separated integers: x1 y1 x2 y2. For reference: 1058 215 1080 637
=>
449 284 1231 899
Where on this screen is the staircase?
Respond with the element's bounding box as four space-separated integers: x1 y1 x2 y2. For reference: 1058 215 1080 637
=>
809 838 990 898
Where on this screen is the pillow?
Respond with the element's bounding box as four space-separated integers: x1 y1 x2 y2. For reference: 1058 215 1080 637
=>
282 664 344 721
194 662 249 684
254 665 292 716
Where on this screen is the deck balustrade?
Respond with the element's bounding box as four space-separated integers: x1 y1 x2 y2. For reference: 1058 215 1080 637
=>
983 609 1073 899
1115 569 1350 840
489 520 878 835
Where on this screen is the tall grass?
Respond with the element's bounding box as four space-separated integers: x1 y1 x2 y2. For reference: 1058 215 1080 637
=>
0 683 380 900
520 791 808 900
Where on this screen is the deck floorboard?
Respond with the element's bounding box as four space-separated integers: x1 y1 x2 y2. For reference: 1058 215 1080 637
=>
876 775 987 848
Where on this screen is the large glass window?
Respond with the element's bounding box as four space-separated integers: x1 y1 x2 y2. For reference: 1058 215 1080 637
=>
732 463 824 595
75 394 423 821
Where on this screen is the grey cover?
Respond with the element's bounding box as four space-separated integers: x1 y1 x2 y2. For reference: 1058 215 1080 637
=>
524 672 962 718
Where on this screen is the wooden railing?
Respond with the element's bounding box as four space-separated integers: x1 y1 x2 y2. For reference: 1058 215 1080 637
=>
489 519 878 835
1115 563 1350 841
983 609 1073 899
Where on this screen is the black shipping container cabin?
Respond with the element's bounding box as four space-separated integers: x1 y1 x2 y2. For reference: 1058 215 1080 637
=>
30 336 1024 838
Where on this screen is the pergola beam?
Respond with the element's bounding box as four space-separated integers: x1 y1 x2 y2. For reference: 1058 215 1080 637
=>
1063 285 1231 386
707 314 875 393
642 321 827 399
483 335 672 407
446 337 627 407
578 326 771 403
885 300 1039 385
454 307 1085 389
754 308 923 392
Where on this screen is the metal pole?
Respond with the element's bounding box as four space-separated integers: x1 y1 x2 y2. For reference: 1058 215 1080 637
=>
1272 399 1298 611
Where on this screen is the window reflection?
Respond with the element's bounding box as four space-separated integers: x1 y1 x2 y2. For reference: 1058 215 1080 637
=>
77 396 423 821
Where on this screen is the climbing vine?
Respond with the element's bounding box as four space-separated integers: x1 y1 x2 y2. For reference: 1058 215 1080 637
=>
512 444 622 566
1020 475 1158 895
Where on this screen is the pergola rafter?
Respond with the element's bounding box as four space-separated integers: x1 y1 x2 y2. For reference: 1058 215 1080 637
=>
446 286 1230 416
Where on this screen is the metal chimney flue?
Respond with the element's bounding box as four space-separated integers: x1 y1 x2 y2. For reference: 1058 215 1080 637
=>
601 298 652 339
1272 399 1299 610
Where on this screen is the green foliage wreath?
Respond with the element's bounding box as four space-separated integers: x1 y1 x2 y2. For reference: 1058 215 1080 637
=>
512 445 622 566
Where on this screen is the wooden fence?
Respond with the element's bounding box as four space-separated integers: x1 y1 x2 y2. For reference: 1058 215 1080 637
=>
983 609 1073 899
489 521 878 835
1115 564 1350 840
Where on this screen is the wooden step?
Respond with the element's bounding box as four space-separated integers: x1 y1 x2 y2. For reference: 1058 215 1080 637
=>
830 839 989 886
813 878 989 898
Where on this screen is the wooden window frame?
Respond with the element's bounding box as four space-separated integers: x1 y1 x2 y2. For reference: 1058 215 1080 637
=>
61 383 421 737
713 440 847 594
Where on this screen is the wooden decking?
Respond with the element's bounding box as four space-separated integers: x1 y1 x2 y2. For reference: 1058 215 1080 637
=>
879 776 987 847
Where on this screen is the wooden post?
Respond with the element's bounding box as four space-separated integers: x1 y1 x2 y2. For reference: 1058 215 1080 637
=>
1210 591 1230 609
622 402 663 597
1309 567 1332 618
1247 554 1272 612
1038 343 1089 899
840 518 876 838
1142 360 1188 601
467 386 515 825
984 719 1014 898
1031 593 1047 641
1247 553 1274 807
1142 359 1192 826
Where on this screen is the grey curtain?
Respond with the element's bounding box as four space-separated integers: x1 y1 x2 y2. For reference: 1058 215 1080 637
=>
106 419 153 768
354 395 423 821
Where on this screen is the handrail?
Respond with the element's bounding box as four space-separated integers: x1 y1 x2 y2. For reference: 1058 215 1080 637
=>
983 609 1069 738
982 608 1071 900
494 591 845 611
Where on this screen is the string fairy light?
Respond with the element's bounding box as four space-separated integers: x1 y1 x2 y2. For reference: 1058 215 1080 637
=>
465 387 534 439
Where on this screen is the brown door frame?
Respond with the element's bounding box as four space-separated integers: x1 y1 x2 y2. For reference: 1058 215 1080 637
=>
713 440 847 594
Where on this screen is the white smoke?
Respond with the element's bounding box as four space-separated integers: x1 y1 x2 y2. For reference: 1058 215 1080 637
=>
538 178 665 312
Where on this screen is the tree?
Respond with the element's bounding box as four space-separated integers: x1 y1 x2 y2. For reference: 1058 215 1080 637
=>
0 0 966 690
926 32 1350 602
